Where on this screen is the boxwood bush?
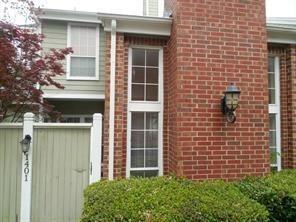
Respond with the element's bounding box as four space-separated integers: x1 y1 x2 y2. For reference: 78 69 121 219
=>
81 177 268 222
236 170 296 222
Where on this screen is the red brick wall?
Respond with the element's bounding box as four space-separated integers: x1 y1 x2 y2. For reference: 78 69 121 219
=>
269 44 296 168
165 0 179 175
103 32 126 178
103 32 110 178
165 0 270 180
289 45 296 167
103 33 169 178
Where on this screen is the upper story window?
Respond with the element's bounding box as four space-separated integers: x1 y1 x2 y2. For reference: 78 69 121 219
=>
143 0 164 17
67 24 99 80
131 49 159 101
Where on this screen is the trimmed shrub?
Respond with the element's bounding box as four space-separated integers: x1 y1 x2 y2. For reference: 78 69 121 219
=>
236 170 296 222
81 177 268 222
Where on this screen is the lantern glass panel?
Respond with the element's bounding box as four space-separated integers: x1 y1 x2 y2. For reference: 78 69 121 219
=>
232 93 239 109
225 93 233 110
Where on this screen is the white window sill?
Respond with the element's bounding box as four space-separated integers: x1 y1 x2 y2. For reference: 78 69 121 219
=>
67 76 99 81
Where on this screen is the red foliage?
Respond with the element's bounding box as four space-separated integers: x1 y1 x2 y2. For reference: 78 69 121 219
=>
0 21 72 122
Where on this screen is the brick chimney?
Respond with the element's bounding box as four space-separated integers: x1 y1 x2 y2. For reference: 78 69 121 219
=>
165 0 270 180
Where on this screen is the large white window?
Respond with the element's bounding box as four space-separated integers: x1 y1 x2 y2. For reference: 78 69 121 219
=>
268 56 281 171
127 47 163 178
67 24 99 80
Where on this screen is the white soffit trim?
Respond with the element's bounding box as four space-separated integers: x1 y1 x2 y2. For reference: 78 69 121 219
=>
100 13 172 36
38 8 102 24
267 18 296 44
267 17 296 25
42 94 105 100
267 30 296 44
38 8 172 36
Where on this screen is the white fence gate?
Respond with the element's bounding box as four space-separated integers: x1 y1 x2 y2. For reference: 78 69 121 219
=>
0 113 103 222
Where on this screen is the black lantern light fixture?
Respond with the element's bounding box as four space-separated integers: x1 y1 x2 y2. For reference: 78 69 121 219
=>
221 83 241 123
20 135 31 153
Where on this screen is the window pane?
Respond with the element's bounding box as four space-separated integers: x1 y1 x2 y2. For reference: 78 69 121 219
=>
70 27 80 55
130 170 158 178
132 49 145 66
132 84 144 100
79 30 88 55
86 27 96 56
269 115 276 130
131 131 144 148
269 89 275 104
145 150 158 167
132 67 145 83
84 117 93 123
146 68 158 84
71 26 96 56
268 73 275 88
146 50 159 67
61 117 80 123
269 131 276 147
269 114 277 166
146 131 158 148
146 112 158 130
146 85 158 101
131 150 144 168
268 57 275 72
130 170 144 177
70 57 96 77
270 148 277 165
132 112 144 130
143 170 158 177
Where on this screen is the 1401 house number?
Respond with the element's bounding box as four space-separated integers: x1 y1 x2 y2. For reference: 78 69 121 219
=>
24 153 29 181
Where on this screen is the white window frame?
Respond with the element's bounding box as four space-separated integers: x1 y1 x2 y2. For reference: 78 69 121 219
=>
67 23 100 80
268 56 281 171
126 46 163 178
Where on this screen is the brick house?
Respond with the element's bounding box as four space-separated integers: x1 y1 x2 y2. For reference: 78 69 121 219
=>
38 0 296 181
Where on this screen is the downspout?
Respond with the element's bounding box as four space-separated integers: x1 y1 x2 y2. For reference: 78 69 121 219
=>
108 19 116 180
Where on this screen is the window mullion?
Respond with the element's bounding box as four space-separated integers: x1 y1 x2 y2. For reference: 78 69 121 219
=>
143 113 146 168
144 50 147 101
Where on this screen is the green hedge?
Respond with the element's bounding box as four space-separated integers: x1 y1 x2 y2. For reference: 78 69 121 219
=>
81 177 268 222
236 170 296 222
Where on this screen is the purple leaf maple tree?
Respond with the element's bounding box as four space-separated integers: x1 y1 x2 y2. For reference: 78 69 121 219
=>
0 0 72 122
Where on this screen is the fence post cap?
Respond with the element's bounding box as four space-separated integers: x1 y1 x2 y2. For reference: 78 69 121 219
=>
93 113 102 119
24 112 35 119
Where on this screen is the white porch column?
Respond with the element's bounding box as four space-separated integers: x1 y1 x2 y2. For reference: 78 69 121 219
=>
90 113 103 183
20 112 34 222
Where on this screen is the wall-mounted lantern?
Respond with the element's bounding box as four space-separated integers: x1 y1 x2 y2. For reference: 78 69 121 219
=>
221 83 241 123
20 135 31 153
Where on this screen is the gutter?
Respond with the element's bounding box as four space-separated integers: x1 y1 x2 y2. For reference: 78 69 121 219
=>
267 26 296 34
108 19 116 180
